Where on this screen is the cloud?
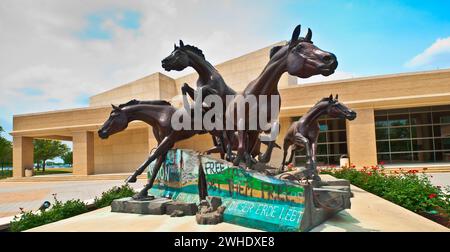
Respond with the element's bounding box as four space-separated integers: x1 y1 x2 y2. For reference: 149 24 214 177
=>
405 37 450 68
0 0 279 135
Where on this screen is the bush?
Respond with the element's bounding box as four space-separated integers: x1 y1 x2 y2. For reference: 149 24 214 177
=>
10 194 88 232
93 184 136 208
322 165 450 227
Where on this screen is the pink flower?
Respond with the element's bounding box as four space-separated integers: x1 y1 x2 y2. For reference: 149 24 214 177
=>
428 193 437 199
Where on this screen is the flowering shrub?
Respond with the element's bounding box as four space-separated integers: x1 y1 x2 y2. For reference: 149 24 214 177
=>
321 164 450 227
94 184 136 208
10 194 88 232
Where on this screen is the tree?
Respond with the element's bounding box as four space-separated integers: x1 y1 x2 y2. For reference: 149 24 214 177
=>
33 139 70 172
61 151 73 166
0 126 12 164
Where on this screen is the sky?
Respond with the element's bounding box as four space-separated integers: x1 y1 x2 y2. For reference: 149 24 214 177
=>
1 0 450 141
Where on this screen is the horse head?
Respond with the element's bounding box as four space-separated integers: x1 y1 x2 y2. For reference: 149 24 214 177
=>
162 40 205 72
271 25 338 78
325 94 357 121
98 104 129 139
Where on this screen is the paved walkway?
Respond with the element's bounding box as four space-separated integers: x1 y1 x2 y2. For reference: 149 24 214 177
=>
27 184 448 232
0 180 146 218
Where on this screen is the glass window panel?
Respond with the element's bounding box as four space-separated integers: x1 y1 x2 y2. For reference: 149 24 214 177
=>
390 140 412 152
390 153 413 163
375 115 388 128
434 138 450 151
389 127 410 139
432 105 450 112
434 125 450 138
319 123 328 132
328 143 347 155
389 114 410 127
376 128 389 140
326 119 346 130
327 131 346 142
410 113 431 125
433 111 450 124
376 141 390 153
316 156 328 166
318 132 327 142
328 155 340 165
436 151 450 162
410 107 431 113
411 126 433 138
377 154 390 164
412 152 434 163
317 144 328 155
375 110 387 116
412 139 434 151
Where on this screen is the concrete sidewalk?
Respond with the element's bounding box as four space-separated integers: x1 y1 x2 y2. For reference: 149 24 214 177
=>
27 184 448 232
0 180 146 218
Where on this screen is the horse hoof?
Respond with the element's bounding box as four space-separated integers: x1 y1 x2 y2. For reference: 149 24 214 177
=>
125 175 137 183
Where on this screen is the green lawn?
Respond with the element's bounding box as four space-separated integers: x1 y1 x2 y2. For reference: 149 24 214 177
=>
34 168 72 176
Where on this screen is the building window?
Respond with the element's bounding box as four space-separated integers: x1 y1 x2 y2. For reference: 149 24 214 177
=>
375 105 450 164
292 116 348 166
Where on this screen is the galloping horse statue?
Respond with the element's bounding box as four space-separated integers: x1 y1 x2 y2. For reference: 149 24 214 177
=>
225 25 338 168
280 94 356 180
98 100 264 199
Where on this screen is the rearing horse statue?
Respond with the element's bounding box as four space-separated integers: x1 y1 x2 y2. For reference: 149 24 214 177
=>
225 25 338 168
162 40 236 159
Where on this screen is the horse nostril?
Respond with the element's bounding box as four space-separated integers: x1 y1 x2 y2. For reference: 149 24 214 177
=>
323 55 332 63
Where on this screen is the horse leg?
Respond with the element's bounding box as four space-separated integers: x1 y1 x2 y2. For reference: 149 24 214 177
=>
181 83 196 111
294 133 313 179
125 135 174 183
310 142 321 181
224 131 234 161
233 130 246 166
198 158 208 201
132 154 166 200
279 140 291 172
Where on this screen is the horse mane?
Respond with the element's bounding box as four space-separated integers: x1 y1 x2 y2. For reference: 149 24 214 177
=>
183 45 205 59
118 99 171 108
313 97 332 106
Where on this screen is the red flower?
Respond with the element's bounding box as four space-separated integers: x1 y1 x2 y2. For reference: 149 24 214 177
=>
428 193 437 199
367 172 372 176
379 161 385 166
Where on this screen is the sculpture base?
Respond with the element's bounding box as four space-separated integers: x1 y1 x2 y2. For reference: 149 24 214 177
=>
115 149 352 231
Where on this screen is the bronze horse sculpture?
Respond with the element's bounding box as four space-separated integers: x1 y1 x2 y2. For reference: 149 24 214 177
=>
98 100 260 199
161 40 278 162
225 25 338 168
280 94 356 180
161 40 236 159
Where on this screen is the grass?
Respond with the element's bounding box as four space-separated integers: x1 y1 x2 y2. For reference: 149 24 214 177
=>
34 168 72 176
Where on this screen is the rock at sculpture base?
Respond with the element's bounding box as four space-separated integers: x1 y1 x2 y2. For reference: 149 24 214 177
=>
111 197 198 216
111 197 172 215
165 201 197 216
196 196 226 225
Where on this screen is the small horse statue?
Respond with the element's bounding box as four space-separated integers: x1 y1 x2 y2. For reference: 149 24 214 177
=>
225 25 338 168
279 94 356 181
